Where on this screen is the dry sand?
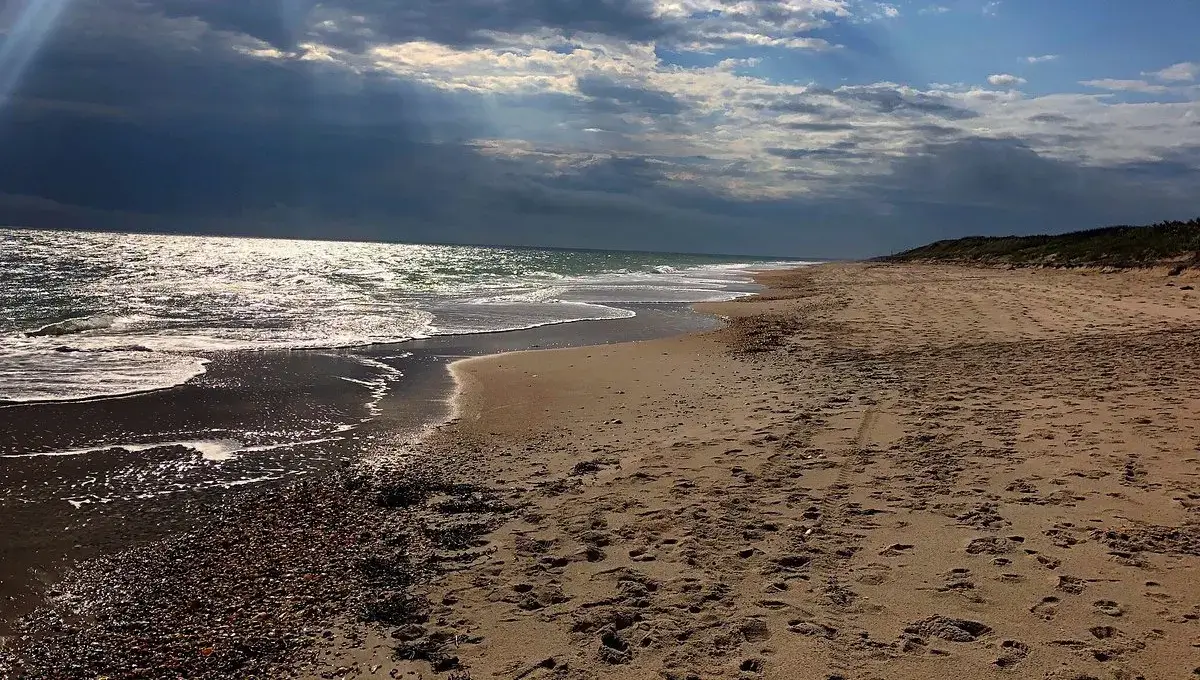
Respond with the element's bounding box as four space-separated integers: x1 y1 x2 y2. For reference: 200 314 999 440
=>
310 263 1200 680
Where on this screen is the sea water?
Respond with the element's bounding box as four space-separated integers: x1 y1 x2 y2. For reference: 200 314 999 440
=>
1 228 799 403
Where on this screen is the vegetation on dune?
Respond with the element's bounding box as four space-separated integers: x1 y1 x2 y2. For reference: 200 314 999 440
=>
880 218 1200 268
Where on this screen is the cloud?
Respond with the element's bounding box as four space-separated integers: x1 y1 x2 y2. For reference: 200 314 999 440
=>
299 0 853 54
1080 79 1170 94
1027 113 1071 124
865 3 901 20
0 0 1195 257
1024 54 1058 64
829 83 981 119
152 0 315 50
576 74 686 115
987 73 1026 87
783 121 857 131
94 0 853 56
1144 62 1199 83
188 0 671 50
843 136 1200 249
918 6 950 15
766 142 858 159
982 1 1001 16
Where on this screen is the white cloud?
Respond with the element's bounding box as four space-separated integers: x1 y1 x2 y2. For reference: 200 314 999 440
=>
372 36 1183 184
919 5 950 15
987 73 1026 87
1080 79 1170 94
1024 54 1058 64
1144 62 1199 82
982 1 1001 16
650 0 851 50
226 7 1200 203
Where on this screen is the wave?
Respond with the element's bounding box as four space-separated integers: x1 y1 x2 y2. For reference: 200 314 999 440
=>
25 315 116 337
2 234 807 404
0 351 209 404
5 436 343 460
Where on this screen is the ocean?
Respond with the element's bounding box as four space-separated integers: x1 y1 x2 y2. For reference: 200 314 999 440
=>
0 228 793 403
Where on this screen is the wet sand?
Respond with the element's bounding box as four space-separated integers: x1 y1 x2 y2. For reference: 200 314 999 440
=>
8 264 1200 679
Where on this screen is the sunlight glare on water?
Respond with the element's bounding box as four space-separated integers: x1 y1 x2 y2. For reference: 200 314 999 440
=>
0 229 797 402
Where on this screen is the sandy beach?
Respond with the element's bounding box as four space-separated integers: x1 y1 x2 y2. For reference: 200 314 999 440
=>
310 262 1200 679
7 262 1200 679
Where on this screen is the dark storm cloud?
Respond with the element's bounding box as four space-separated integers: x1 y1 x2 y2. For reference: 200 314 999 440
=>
866 137 1198 240
671 136 1200 256
0 1 775 254
753 85 977 121
52 0 671 50
1109 146 1200 184
766 143 857 159
576 74 687 115
1028 112 1073 124
782 121 856 131
153 0 314 49
908 123 962 137
10 2 480 133
133 0 859 55
363 0 666 46
830 85 980 120
752 99 832 115
16 0 672 54
0 0 492 228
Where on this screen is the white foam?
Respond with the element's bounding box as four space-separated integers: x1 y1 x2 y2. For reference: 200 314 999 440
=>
341 355 405 416
24 314 116 337
2 229 812 403
7 436 344 461
0 348 209 403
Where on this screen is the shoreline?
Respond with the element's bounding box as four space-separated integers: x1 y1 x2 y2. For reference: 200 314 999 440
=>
0 302 727 644
0 301 724 409
8 262 1200 679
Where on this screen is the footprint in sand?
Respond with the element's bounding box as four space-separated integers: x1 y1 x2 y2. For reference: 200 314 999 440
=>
854 563 893 585
993 640 1030 668
1035 554 1063 570
1093 599 1126 617
1056 575 1087 595
966 536 1017 555
787 619 837 638
598 631 632 665
741 618 771 642
739 658 765 674
1031 596 1061 620
904 616 992 642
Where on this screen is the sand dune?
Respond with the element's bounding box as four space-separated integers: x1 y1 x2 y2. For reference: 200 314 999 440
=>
311 263 1200 679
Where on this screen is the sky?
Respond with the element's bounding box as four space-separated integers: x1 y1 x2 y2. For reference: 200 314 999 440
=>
0 0 1196 257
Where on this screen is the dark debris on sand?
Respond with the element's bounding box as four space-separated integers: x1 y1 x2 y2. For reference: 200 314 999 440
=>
0 454 512 679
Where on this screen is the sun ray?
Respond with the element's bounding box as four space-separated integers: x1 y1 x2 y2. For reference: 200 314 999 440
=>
0 0 75 103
